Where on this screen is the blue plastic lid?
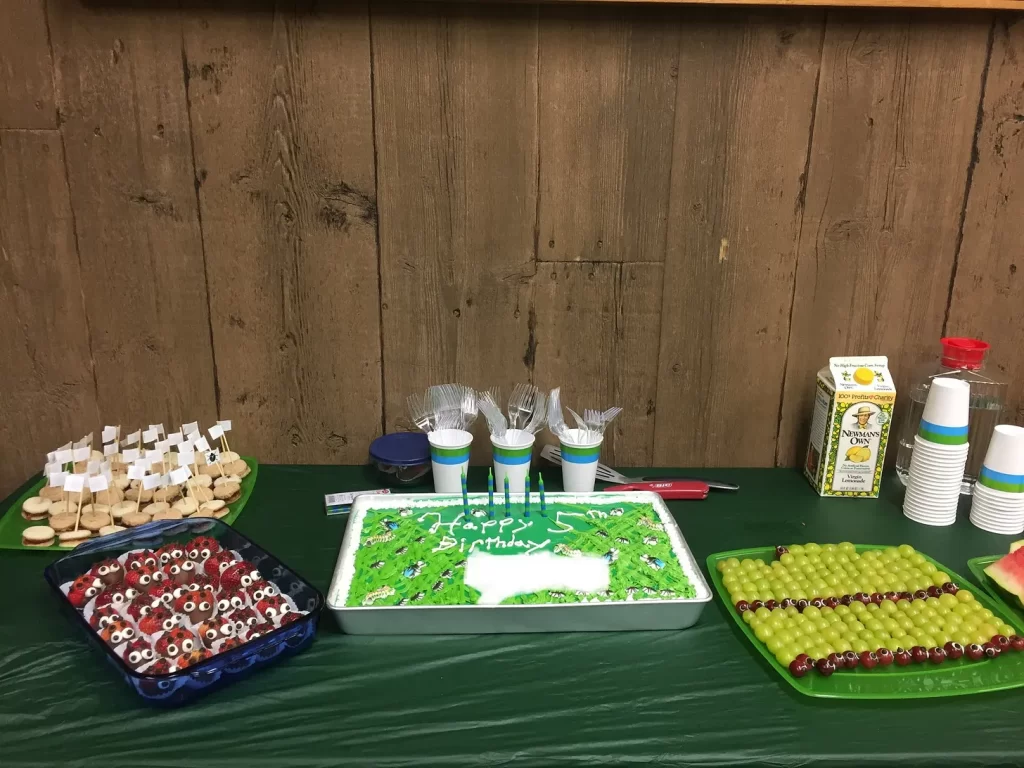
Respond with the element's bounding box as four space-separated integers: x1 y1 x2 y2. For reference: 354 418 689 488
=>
369 432 431 467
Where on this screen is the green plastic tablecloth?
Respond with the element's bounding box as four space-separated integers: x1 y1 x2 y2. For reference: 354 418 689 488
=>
0 465 1021 767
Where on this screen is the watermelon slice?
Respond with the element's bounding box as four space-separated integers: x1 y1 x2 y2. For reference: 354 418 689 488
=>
1011 540 1024 553
985 547 1024 601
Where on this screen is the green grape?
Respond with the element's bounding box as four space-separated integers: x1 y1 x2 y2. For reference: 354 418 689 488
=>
743 611 756 625
723 573 739 587
890 627 907 640
851 638 870 653
779 552 795 566
864 618 885 633
717 560 730 573
896 599 912 611
898 616 916 632
881 617 901 633
788 544 805 555
978 622 998 639
957 590 976 604
776 649 797 668
953 630 973 647
879 600 898 615
932 571 950 587
922 623 942 638
805 543 821 555
793 612 810 624
769 580 785 594
865 603 880 613
775 629 795 645
884 636 902 652
754 578 770 592
911 614 929 628
785 606 800 618
834 604 851 617
789 622 805 637
804 631 824 647
797 578 813 590
975 631 992 646
821 552 837 567
850 601 867 615
813 618 830 632
908 553 926 567
897 544 915 557
917 635 937 649
789 587 807 601
767 636 787 654
892 581 909 593
740 558 755 570
769 617 787 631
819 605 834 617
976 607 996 622
822 627 843 644
761 591 776 602
835 553 851 566
859 633 879 649
998 623 1016 638
961 620 979 635
802 605 821 620
827 615 844 626
935 630 953 646
824 574 840 588
755 606 772 620
741 581 757 594
838 541 856 554
925 597 942 610
920 562 938 575
793 554 809 567
836 637 853 653
820 642 836 656
754 559 767 569
754 625 774 642
821 543 836 554
848 620 866 634
902 635 919 649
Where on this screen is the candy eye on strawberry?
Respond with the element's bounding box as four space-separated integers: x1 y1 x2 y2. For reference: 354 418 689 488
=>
200 548 211 559
181 638 194 653
205 629 218 640
162 617 177 631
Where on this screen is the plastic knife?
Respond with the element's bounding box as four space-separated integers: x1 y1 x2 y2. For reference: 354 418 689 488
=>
603 480 710 500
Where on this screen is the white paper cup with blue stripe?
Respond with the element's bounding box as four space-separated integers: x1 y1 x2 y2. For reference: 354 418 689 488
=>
491 430 535 493
918 378 970 446
977 425 1024 494
559 429 604 492
428 429 472 493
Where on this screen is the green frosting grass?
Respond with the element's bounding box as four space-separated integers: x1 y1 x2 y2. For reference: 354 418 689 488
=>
345 501 697 607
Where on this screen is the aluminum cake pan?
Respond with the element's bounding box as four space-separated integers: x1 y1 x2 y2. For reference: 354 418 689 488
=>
327 491 712 634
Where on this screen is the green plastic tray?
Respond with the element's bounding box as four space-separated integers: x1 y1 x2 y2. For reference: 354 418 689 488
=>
0 458 259 552
967 555 1024 628
707 545 1024 700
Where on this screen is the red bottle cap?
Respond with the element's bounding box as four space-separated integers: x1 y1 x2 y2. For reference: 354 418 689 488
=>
940 337 989 370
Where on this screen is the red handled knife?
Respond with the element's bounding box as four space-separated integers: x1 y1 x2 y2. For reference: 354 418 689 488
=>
603 480 710 500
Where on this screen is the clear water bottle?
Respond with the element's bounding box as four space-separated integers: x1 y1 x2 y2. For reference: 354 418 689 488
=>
895 338 1007 494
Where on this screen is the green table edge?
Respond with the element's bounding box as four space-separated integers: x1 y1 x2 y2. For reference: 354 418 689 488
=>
0 457 259 552
706 544 1024 700
966 555 1024 628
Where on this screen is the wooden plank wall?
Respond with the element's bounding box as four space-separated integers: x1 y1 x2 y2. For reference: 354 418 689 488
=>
1 0 1022 497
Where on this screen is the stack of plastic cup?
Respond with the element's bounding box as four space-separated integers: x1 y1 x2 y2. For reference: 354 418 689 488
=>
559 429 604 492
491 429 535 493
428 429 473 493
970 425 1024 534
903 378 971 526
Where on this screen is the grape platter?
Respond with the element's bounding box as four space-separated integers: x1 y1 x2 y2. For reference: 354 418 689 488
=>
708 544 1024 699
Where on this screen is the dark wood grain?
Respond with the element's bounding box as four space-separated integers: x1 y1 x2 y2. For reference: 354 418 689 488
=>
537 6 679 263
48 0 219 432
777 13 991 467
0 0 55 129
373 3 539 437
183 2 382 463
947 17 1024 425
0 129 99 497
654 11 824 467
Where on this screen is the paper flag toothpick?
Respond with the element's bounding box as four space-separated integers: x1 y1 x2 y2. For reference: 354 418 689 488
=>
123 430 141 446
186 430 201 443
208 424 224 439
88 474 109 493
136 457 153 471
102 426 117 442
182 421 199 435
46 451 56 462
64 474 85 493
142 428 158 444
72 446 90 462
169 466 192 485
194 436 211 452
122 448 140 463
155 439 170 453
127 465 146 481
145 449 162 462
44 461 60 475
178 450 195 467
167 431 183 446
150 423 165 436
56 449 73 464
49 471 67 488
206 450 220 465
217 420 232 432
142 473 162 491
103 442 118 456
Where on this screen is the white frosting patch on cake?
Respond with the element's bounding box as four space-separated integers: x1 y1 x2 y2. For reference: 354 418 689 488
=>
465 551 609 606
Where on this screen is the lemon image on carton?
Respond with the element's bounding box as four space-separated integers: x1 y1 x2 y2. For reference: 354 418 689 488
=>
804 356 896 498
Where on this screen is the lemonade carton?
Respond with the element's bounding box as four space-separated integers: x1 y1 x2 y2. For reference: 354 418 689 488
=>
804 356 896 498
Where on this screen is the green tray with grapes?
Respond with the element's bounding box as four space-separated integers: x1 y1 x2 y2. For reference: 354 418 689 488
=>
707 543 1024 699
967 555 1024 628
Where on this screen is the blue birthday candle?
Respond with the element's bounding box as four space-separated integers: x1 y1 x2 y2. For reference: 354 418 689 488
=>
524 475 531 517
461 469 469 519
488 468 494 518
539 472 546 516
504 476 511 518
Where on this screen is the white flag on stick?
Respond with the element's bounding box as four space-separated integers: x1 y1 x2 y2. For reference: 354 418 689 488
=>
72 447 90 462
167 431 183 446
103 442 118 456
88 474 109 493
217 420 232 432
127 465 146 481
49 471 67 488
178 449 195 467
122 448 140 463
142 428 158 444
194 436 210 452
64 474 86 493
56 449 73 464
142 473 162 491
169 466 192 485
102 426 117 442
208 424 224 439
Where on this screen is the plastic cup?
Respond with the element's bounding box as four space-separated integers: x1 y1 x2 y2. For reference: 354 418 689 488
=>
969 512 1023 535
905 509 956 527
912 436 971 457
918 379 970 445
973 483 1024 506
559 430 603 492
491 431 535 494
977 425 1024 493
428 429 472 493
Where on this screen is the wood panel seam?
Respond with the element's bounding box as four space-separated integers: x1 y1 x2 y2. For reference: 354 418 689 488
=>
179 35 221 421
774 13 828 467
367 0 387 436
536 259 664 266
942 16 996 338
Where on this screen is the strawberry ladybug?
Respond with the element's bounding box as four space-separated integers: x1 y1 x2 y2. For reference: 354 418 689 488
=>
239 625 266 642
226 607 264 634
185 536 220 563
121 638 157 671
155 543 186 566
203 551 238 581
124 564 165 590
164 559 197 586
214 636 243 653
155 628 197 658
276 610 303 628
144 657 173 675
255 595 291 622
217 589 248 614
67 574 103 609
123 550 158 572
90 559 124 587
138 606 183 637
174 648 213 669
248 580 279 603
126 595 157 623
173 592 216 625
100 619 136 646
94 585 139 612
146 583 176 608
220 561 261 592
197 616 236 649
89 604 122 631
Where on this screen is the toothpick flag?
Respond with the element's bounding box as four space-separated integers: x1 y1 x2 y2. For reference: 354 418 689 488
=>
88 474 109 493
102 426 117 443
63 474 85 493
